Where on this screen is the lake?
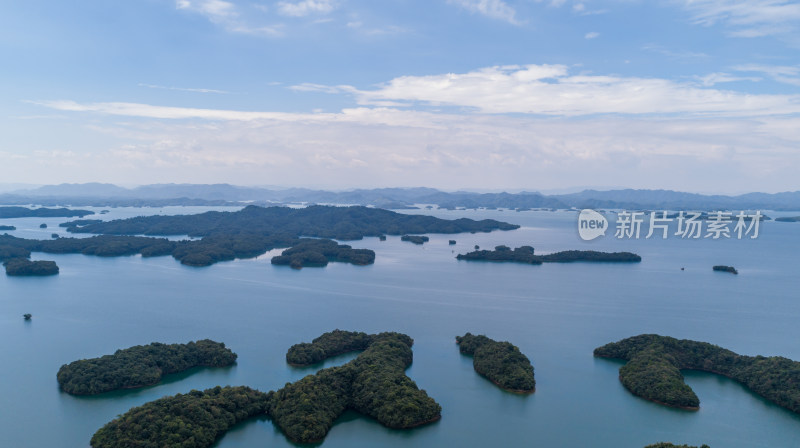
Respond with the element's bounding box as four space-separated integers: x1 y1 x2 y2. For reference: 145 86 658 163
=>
1 206 799 447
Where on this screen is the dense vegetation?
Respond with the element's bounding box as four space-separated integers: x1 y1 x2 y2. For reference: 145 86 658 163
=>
401 235 429 244
57 340 237 395
0 205 516 269
64 205 518 239
286 330 374 365
0 206 94 218
4 258 59 276
90 386 271 448
270 331 441 442
595 334 800 412
456 333 535 393
713 265 738 274
271 239 375 269
0 225 15 231
775 216 800 222
457 245 641 264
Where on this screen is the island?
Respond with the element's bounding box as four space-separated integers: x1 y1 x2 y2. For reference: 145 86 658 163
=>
286 329 373 365
457 245 641 264
57 340 237 395
271 239 375 269
713 265 738 275
4 258 59 276
39 223 47 229
0 225 15 231
0 206 94 218
0 205 518 270
401 235 429 244
456 333 535 393
90 386 271 448
23 313 31 320
62 204 518 238
90 331 441 446
272 331 441 442
776 216 800 222
594 334 800 413
449 239 456 245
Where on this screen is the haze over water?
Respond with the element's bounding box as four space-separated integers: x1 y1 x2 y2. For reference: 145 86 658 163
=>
2 206 799 448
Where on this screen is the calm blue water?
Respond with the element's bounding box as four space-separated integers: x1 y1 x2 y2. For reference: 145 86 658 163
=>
1 207 799 448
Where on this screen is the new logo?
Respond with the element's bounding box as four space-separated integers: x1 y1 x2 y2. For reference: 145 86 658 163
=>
578 209 608 241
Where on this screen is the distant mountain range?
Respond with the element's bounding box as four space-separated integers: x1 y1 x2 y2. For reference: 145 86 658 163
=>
2 183 800 211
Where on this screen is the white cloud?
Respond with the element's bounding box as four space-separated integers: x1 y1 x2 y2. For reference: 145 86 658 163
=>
175 0 284 36
734 64 800 86
303 64 800 117
447 0 520 25
696 72 762 86
676 0 800 37
138 83 230 94
176 0 238 21
584 31 599 39
276 0 336 17
26 99 800 191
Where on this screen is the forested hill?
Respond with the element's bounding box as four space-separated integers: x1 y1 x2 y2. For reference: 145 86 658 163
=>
64 205 519 240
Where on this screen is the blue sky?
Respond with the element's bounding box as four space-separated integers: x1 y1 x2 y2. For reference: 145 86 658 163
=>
1 0 799 192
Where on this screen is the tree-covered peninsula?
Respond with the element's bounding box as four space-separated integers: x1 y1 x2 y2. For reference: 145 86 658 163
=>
90 331 441 446
594 334 800 412
456 333 535 393
0 206 94 218
271 239 375 269
456 245 641 264
63 204 518 239
286 329 374 365
57 340 237 395
4 258 59 276
91 386 271 448
271 331 441 442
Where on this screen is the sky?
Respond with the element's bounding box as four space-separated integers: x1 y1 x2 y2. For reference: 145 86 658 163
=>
1 0 799 193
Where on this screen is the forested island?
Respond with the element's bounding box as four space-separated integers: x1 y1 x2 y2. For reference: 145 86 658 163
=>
456 333 535 393
91 386 271 448
775 216 800 222
271 239 375 269
594 334 800 412
401 235 429 244
456 245 641 264
713 265 738 275
0 206 94 218
90 331 440 446
272 331 441 442
4 258 59 276
0 205 518 270
57 340 237 395
0 225 15 231
63 204 518 239
0 245 59 276
286 329 373 365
